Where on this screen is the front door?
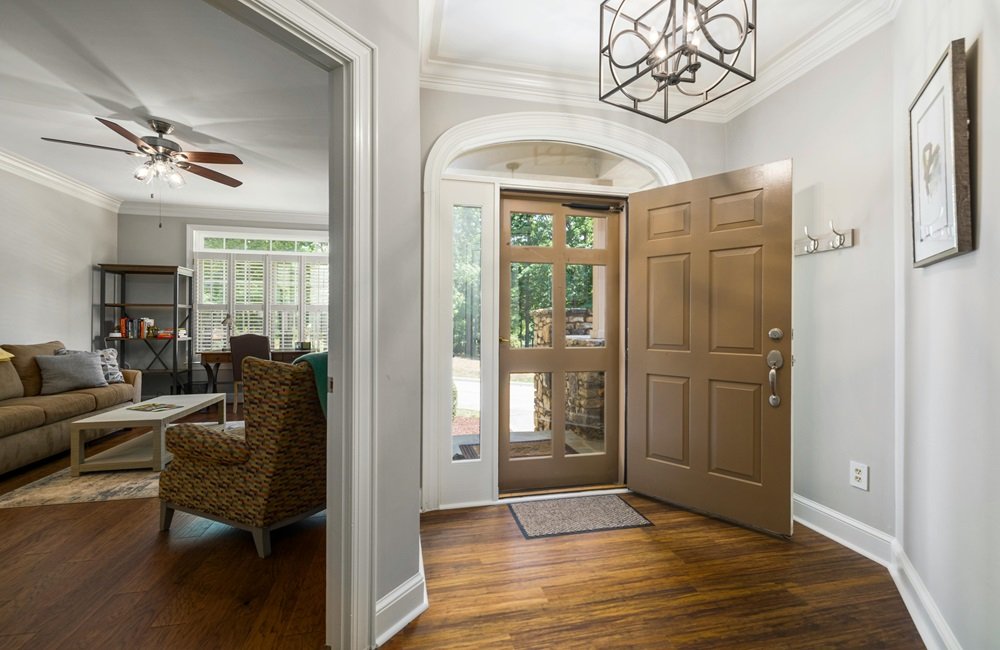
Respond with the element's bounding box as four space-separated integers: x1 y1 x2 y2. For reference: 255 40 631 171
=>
626 161 793 535
499 193 621 492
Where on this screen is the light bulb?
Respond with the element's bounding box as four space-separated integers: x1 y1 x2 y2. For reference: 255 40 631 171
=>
691 33 701 50
165 168 185 189
686 4 698 32
153 159 169 175
133 163 152 182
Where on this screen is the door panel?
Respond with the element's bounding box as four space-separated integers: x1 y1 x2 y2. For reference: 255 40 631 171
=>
627 161 792 535
499 194 621 492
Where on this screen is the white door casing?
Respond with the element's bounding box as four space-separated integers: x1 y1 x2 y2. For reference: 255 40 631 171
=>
422 112 694 510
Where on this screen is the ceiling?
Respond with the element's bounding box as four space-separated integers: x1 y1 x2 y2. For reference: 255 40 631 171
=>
421 0 900 120
0 0 328 215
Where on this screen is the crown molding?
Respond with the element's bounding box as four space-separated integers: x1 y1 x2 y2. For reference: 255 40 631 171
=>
117 200 327 225
420 0 900 125
712 0 902 120
0 148 121 213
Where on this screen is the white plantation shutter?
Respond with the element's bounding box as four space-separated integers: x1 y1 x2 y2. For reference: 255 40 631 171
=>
193 236 328 353
196 256 229 351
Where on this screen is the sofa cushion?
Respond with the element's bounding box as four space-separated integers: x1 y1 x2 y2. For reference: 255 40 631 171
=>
0 341 64 397
36 353 108 395
0 361 23 401
2 393 98 425
0 404 46 438
70 383 134 410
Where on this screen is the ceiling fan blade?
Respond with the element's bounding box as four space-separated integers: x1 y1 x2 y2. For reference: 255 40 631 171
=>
95 117 155 154
178 162 243 188
41 137 144 156
175 151 243 165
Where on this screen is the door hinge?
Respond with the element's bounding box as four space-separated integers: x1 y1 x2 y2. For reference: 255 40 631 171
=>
327 377 335 393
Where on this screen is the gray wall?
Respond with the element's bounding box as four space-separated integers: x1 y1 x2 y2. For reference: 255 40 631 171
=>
0 168 117 350
421 88 728 180
115 212 324 396
894 1 999 646
725 28 897 534
313 0 424 603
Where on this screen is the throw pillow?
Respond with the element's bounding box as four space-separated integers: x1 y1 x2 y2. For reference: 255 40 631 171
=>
0 341 64 396
0 359 23 400
57 348 125 384
36 353 108 395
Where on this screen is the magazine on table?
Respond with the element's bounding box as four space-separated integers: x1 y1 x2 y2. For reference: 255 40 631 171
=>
127 403 182 412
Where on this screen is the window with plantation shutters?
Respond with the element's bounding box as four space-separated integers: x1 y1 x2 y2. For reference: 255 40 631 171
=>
191 229 328 354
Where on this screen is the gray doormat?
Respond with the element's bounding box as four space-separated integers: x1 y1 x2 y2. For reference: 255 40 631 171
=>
508 494 652 539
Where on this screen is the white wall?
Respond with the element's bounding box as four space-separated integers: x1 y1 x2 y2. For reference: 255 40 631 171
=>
725 28 897 535
894 1 1000 647
312 0 424 606
421 88 727 180
0 167 117 350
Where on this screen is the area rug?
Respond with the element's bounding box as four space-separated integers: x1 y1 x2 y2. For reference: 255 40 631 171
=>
457 441 575 460
508 495 652 539
0 468 160 508
0 420 243 509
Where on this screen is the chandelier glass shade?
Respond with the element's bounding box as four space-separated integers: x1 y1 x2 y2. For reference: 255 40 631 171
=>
133 154 185 189
599 0 756 123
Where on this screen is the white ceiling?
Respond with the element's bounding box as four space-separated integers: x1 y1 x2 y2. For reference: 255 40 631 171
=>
0 0 328 215
422 0 900 120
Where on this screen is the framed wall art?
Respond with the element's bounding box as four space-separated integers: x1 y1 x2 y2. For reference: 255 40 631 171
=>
909 38 973 267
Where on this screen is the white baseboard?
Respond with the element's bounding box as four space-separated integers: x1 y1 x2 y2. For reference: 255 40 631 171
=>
793 494 894 568
890 542 962 650
374 558 428 647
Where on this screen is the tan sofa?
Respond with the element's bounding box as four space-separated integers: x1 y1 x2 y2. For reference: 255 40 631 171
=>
0 341 142 475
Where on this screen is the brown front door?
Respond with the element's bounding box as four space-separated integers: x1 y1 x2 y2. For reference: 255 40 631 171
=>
499 193 621 492
626 161 793 535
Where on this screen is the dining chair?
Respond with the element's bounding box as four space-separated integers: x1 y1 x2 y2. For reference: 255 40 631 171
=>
230 333 271 414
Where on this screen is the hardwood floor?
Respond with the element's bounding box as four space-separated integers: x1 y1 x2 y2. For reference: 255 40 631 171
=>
384 495 924 649
0 406 326 649
2 415 921 649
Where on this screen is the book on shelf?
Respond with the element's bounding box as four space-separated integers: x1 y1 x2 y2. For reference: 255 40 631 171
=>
114 317 158 339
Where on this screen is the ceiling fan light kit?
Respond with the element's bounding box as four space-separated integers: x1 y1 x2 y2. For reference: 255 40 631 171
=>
41 117 244 188
599 0 756 123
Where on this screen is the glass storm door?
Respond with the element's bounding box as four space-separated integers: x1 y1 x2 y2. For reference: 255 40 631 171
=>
498 194 621 492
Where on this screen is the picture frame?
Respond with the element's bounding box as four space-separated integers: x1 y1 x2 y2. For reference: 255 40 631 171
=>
908 38 973 267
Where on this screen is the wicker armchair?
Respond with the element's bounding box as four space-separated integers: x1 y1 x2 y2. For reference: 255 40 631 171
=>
159 357 325 557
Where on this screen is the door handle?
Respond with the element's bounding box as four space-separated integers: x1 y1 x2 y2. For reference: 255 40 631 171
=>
766 350 784 407
499 336 510 344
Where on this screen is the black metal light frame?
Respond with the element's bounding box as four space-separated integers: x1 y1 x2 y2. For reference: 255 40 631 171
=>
599 0 757 123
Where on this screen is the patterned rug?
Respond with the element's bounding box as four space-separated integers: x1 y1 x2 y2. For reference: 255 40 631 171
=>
508 495 652 539
0 468 160 508
0 421 243 509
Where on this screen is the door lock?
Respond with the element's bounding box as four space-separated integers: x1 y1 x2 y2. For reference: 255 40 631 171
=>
499 336 510 344
766 350 784 407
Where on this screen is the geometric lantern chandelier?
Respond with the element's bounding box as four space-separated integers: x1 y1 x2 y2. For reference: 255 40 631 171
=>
599 0 756 123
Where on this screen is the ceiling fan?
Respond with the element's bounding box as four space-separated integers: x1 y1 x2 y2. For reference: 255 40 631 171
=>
42 117 243 188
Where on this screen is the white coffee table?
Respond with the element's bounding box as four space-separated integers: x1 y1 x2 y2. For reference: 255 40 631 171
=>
70 393 226 476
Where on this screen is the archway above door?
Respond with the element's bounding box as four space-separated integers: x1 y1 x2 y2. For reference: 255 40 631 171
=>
423 111 693 191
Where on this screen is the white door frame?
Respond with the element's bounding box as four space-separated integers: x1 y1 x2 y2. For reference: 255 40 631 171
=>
422 112 694 511
211 1 376 647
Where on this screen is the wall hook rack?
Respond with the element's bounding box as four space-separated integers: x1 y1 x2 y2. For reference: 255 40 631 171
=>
794 220 856 256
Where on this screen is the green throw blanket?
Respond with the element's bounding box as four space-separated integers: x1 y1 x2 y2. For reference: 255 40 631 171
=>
294 352 328 417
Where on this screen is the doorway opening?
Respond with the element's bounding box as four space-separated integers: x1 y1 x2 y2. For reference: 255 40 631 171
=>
424 116 693 511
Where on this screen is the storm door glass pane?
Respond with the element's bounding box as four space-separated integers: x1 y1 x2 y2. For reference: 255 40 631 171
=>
510 212 553 247
509 372 552 459
565 371 605 455
451 206 483 462
509 263 552 349
565 264 606 348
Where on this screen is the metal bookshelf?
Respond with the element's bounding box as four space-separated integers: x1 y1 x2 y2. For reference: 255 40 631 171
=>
98 264 194 396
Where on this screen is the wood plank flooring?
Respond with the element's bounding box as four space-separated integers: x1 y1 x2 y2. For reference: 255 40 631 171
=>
2 413 921 649
0 406 325 649
384 495 924 649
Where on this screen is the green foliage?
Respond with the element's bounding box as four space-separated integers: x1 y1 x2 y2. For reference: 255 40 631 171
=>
452 207 482 359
